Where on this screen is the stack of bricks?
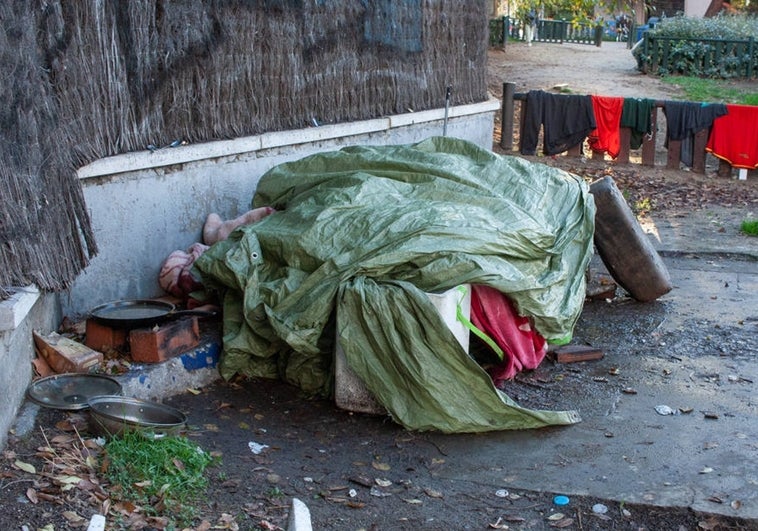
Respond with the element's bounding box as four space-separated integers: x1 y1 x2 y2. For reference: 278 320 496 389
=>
85 317 201 363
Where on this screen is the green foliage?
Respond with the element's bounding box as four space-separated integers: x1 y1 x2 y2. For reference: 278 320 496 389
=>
650 13 758 39
663 76 758 104
741 219 758 236
103 432 217 526
633 14 758 79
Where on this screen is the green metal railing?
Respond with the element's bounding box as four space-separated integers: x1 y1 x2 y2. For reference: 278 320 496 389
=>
489 17 602 48
639 34 757 79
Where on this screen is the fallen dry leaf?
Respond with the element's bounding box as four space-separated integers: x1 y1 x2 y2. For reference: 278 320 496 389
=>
424 487 443 498
26 488 38 504
371 461 391 471
62 510 86 524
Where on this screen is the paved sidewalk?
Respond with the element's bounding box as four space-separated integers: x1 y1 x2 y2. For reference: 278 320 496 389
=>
641 205 757 259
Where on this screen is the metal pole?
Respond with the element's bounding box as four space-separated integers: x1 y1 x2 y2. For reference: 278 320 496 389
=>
500 82 515 151
443 86 452 137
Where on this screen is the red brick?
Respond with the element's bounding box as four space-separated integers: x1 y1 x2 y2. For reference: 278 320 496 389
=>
129 317 200 363
85 319 129 352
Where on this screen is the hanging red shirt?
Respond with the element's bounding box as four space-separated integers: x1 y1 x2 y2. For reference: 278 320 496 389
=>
588 95 624 159
706 104 758 169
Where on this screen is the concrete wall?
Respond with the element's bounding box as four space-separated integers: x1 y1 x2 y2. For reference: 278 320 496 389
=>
64 101 499 319
684 0 710 17
0 289 61 450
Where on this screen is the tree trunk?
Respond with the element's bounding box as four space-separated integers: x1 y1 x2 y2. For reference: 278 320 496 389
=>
704 0 724 17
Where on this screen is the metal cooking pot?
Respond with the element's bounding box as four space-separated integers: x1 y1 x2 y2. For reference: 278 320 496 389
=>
87 395 187 438
89 299 217 329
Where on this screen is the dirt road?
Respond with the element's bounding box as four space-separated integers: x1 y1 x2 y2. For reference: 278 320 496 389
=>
487 40 685 99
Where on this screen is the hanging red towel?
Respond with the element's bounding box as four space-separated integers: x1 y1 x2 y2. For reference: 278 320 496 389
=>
470 285 547 385
706 104 758 169
588 95 624 158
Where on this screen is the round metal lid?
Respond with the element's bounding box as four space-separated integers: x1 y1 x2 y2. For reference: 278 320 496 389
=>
26 373 123 410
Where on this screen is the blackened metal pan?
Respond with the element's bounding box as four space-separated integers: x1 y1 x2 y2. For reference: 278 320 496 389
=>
89 299 217 329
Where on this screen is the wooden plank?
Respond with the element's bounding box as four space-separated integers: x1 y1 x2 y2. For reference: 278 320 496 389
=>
567 143 583 157
692 129 709 174
667 139 681 169
618 127 631 163
552 345 604 363
641 107 657 166
718 159 732 178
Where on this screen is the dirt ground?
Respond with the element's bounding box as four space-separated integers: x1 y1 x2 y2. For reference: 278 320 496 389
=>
1 42 757 531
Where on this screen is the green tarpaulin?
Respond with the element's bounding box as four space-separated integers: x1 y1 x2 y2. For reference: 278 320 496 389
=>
194 137 595 432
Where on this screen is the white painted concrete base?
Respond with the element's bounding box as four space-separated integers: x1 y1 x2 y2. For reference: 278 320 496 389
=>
64 100 499 319
0 292 60 450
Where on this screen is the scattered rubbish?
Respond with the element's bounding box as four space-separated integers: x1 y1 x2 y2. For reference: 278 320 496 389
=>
248 441 269 454
679 407 694 414
548 513 565 520
87 514 106 531
552 344 604 363
700 467 714 474
592 503 608 514
654 405 677 416
622 387 637 394
732 500 742 510
375 478 392 487
703 411 720 420
495 489 509 498
348 489 357 498
553 495 570 506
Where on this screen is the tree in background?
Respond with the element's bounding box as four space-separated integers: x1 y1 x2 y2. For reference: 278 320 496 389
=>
705 0 757 16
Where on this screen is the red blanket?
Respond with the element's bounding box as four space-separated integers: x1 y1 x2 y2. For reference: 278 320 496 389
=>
470 285 547 384
706 104 758 169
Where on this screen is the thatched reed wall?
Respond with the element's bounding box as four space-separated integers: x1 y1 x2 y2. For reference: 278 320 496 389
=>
0 0 489 298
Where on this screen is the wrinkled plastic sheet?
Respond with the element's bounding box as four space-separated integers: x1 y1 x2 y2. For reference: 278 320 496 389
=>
194 137 595 432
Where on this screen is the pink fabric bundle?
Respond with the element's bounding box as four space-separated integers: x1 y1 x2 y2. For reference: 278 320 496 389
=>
470 285 547 385
159 242 209 298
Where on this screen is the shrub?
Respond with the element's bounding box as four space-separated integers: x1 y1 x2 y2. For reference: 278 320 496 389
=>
633 14 758 78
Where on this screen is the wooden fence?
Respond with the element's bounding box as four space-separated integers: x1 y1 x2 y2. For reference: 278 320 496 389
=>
490 17 601 48
638 35 757 79
498 82 743 178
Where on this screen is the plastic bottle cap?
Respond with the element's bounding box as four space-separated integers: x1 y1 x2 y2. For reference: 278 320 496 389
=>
553 495 570 506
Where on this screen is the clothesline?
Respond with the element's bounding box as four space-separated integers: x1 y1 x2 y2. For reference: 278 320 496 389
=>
500 85 757 177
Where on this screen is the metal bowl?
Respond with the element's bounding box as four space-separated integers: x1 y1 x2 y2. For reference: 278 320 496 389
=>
26 373 123 410
87 395 187 437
